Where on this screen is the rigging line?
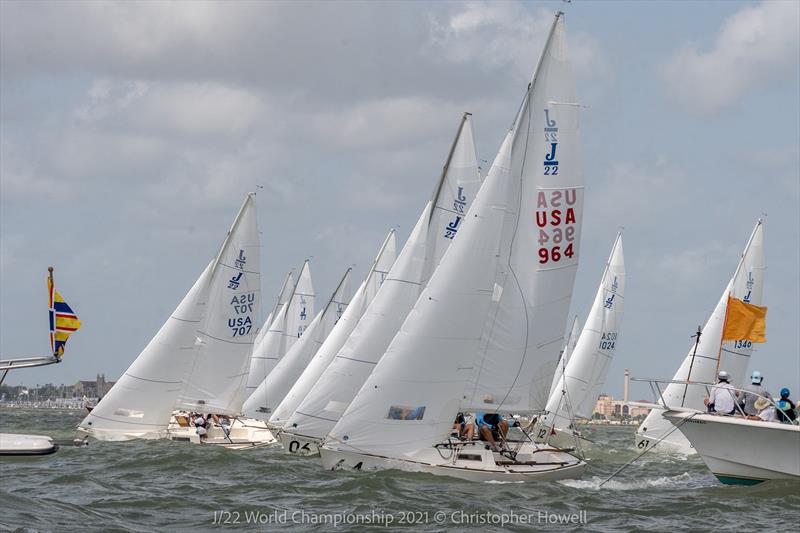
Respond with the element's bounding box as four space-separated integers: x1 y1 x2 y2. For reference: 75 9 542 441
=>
494 80 533 414
598 412 697 487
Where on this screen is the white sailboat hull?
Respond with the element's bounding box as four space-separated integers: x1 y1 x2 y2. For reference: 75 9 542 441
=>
278 431 321 456
663 410 800 484
320 442 586 482
167 417 276 449
532 425 594 450
634 422 695 455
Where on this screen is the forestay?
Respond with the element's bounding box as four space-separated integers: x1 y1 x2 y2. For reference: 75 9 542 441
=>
270 230 397 428
285 114 481 442
548 314 580 402
242 267 352 418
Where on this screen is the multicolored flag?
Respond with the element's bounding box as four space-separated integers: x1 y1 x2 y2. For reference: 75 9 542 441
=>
722 296 767 343
48 267 81 357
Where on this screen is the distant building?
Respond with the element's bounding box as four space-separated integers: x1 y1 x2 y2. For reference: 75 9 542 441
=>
73 374 115 398
593 393 651 419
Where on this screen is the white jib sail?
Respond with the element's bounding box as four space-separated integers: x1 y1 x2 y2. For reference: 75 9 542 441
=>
241 267 352 418
254 271 294 349
548 314 580 402
244 272 295 392
284 260 315 351
326 13 581 458
80 193 259 438
637 219 765 450
285 114 482 442
243 262 314 402
542 232 625 432
270 230 397 428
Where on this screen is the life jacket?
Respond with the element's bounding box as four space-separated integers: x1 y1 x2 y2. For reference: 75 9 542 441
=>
776 399 796 422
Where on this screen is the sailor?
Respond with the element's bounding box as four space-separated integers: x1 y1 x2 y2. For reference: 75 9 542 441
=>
452 413 475 440
194 414 208 440
776 388 797 423
703 370 737 415
736 371 770 416
475 412 509 451
746 397 777 422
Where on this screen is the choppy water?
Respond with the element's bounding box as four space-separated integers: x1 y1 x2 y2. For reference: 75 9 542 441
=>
1 408 798 532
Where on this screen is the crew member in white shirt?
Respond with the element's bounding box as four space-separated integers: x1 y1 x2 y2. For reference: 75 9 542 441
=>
704 370 737 415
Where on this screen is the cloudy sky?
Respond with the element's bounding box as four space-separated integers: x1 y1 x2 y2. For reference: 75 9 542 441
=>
1 0 798 400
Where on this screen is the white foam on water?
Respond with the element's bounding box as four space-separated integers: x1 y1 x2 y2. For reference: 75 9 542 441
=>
558 472 694 491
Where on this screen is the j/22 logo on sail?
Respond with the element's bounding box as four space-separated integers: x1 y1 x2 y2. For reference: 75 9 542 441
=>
543 108 559 176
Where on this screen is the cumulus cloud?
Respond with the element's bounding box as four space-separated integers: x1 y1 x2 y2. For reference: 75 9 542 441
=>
663 0 800 114
428 2 608 82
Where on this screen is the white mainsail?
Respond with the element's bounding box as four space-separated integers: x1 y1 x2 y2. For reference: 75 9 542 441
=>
241 267 353 418
80 193 260 439
243 261 314 402
637 219 765 452
269 230 397 428
284 260 315 349
283 114 482 443
548 314 580 402
540 233 625 434
325 13 582 460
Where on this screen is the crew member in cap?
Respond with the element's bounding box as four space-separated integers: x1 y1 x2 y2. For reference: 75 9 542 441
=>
704 370 737 415
737 370 770 416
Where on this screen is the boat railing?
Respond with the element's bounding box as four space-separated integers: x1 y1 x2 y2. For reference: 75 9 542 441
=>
629 377 798 425
0 355 61 386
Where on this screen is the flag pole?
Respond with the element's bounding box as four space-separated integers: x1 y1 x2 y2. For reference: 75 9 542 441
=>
715 293 732 374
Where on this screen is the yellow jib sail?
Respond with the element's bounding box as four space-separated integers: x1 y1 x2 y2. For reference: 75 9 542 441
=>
722 296 766 343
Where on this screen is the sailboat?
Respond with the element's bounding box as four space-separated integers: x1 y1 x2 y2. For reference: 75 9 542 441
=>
320 12 587 481
270 230 397 445
278 113 482 456
534 233 625 447
79 193 274 447
241 267 353 419
243 261 314 404
635 219 765 454
1 268 83 456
